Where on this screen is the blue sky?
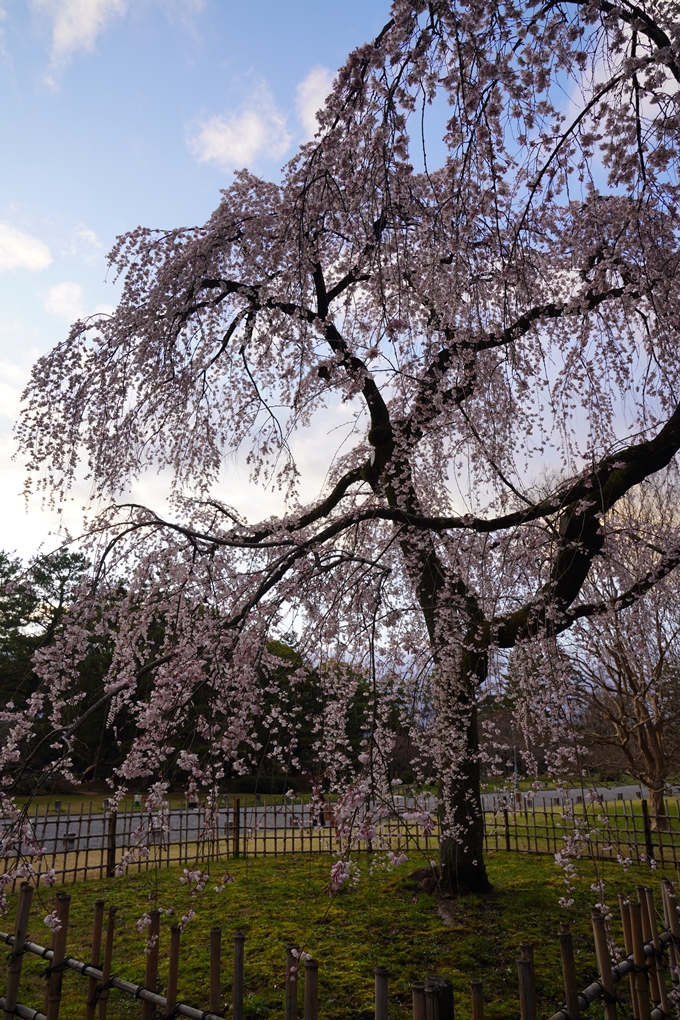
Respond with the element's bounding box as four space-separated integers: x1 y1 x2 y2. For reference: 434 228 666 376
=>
0 0 390 560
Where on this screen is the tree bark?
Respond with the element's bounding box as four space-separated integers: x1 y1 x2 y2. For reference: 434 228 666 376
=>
438 699 492 895
650 785 670 831
434 641 493 896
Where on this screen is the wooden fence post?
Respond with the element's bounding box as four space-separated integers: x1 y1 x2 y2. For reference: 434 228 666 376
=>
412 982 427 1020
644 886 670 1016
142 909 161 1020
641 801 654 864
637 887 660 1006
629 900 652 1020
98 906 117 1020
591 908 616 1020
558 923 580 1020
517 958 536 1020
2 882 33 1020
520 943 536 1020
470 980 484 1020
375 967 388 1020
503 809 511 852
662 879 680 990
304 959 319 1020
45 892 71 1020
234 799 241 859
424 977 453 1020
106 811 117 878
165 925 181 1020
233 930 245 1020
617 896 638 1019
85 899 105 1020
209 926 221 1015
285 943 299 1020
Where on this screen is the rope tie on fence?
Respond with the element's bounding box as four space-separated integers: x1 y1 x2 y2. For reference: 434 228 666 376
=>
596 981 625 1006
7 945 26 963
41 956 73 977
88 981 103 1010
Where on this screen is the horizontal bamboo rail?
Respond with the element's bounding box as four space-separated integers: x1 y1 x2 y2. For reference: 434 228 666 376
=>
0 931 222 1020
548 930 678 1020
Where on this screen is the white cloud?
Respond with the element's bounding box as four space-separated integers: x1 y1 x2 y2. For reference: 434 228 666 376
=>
189 84 292 172
66 222 104 263
44 281 85 320
296 66 333 139
31 0 128 64
0 224 52 272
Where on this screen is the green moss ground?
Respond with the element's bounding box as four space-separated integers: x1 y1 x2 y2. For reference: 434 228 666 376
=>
2 851 671 1020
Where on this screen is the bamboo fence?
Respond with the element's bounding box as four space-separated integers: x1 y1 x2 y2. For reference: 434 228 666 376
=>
1 876 680 1020
2 796 680 889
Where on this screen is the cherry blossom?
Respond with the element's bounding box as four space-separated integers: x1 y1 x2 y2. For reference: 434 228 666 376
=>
5 0 680 895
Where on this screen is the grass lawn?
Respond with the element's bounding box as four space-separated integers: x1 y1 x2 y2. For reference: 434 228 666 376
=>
1 850 672 1020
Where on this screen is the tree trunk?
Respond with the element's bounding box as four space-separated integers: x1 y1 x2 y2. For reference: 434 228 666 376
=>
650 785 670 831
435 641 492 897
438 700 492 895
399 524 492 895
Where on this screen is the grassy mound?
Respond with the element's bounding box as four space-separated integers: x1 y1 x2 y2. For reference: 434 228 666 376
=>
4 851 664 1019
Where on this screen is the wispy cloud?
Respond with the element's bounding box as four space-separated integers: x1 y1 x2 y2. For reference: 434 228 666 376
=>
296 65 333 139
44 281 85 320
32 0 129 66
44 282 115 321
188 83 292 172
65 222 104 264
32 0 204 72
0 224 52 272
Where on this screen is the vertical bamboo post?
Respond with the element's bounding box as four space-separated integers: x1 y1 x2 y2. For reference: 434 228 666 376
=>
165 925 181 1019
85 899 105 1020
209 926 221 1015
641 801 654 865
424 977 453 1020
142 910 161 1020
3 882 34 1020
304 959 319 1020
234 798 241 859
375 967 388 1020
520 943 536 1020
233 930 245 1020
503 808 510 852
470 980 484 1020
618 895 638 1019
591 908 617 1020
558 923 580 1020
424 982 436 1020
629 901 652 1020
412 982 427 1020
97 906 117 1020
662 880 680 989
45 892 71 1020
644 886 670 1015
517 958 535 1020
106 811 117 878
637 887 661 1006
285 944 299 1020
